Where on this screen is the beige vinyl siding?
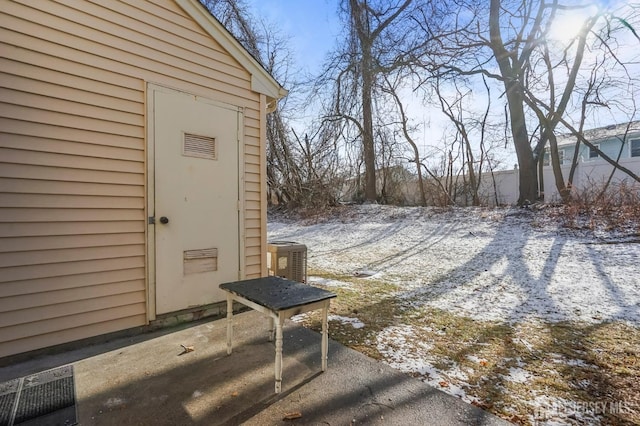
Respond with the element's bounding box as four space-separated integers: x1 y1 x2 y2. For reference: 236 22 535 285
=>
243 102 265 277
2 280 145 312
0 134 145 162
1 309 147 358
1 269 146 298
0 0 265 357
0 233 145 253
0 209 144 222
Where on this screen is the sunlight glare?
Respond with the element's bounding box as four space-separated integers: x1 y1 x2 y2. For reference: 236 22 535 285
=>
548 6 599 44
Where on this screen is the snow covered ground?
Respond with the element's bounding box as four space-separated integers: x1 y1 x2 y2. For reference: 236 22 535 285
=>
268 205 640 424
269 205 640 326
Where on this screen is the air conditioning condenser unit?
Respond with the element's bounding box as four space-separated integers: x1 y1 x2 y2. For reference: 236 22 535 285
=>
267 241 307 283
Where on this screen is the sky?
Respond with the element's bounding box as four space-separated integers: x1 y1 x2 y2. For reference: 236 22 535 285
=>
244 0 340 75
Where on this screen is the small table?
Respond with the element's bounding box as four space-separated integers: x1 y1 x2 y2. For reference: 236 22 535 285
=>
219 276 337 393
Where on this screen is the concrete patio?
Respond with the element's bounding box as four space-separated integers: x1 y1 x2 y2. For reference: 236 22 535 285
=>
0 311 511 425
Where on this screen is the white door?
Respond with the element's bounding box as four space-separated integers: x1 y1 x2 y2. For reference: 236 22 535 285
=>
153 89 240 315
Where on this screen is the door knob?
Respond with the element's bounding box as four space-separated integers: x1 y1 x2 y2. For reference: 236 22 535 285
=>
160 216 169 224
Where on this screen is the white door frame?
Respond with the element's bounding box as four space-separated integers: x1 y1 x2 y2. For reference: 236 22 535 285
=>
145 83 245 321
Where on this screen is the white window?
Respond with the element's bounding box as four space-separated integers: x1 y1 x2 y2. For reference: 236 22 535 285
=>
631 138 640 157
543 148 565 165
543 149 550 166
589 144 600 159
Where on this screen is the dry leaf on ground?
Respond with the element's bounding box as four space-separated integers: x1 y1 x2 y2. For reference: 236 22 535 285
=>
180 344 195 353
283 411 302 420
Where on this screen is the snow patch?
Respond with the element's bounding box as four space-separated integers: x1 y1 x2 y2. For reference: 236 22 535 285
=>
329 315 365 329
503 367 533 384
308 276 352 288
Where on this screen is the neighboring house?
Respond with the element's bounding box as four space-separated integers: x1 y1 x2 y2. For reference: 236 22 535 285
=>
475 122 640 205
0 0 286 358
540 122 640 201
543 121 640 166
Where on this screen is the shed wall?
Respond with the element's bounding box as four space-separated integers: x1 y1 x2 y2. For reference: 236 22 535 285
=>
0 0 265 358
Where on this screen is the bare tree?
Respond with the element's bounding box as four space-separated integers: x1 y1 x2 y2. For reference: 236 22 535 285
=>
206 0 639 209
414 0 640 205
203 0 345 209
350 0 413 202
433 79 483 205
318 0 420 203
380 74 427 205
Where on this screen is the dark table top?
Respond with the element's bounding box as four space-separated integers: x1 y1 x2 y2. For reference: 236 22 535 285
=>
219 276 336 312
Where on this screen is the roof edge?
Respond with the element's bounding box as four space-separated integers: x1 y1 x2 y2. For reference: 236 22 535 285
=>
176 0 288 101
556 120 640 147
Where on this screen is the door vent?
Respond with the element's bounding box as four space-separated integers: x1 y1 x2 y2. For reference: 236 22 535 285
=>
184 248 218 275
183 133 217 160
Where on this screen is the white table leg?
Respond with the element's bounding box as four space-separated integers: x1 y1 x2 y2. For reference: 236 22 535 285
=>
226 295 233 355
274 313 284 393
268 316 275 342
321 303 328 371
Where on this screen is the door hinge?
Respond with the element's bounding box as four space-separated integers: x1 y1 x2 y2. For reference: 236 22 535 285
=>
148 216 155 225
237 200 241 211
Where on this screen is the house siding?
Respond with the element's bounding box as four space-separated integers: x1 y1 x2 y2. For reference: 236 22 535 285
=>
577 137 627 161
0 0 265 358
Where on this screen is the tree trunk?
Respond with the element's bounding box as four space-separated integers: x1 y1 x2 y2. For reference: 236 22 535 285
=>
349 0 377 203
464 137 480 206
362 43 377 202
489 0 538 205
548 132 569 201
537 150 545 201
507 86 538 204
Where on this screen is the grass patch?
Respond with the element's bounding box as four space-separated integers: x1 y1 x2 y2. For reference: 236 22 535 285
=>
300 270 403 359
300 270 640 425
